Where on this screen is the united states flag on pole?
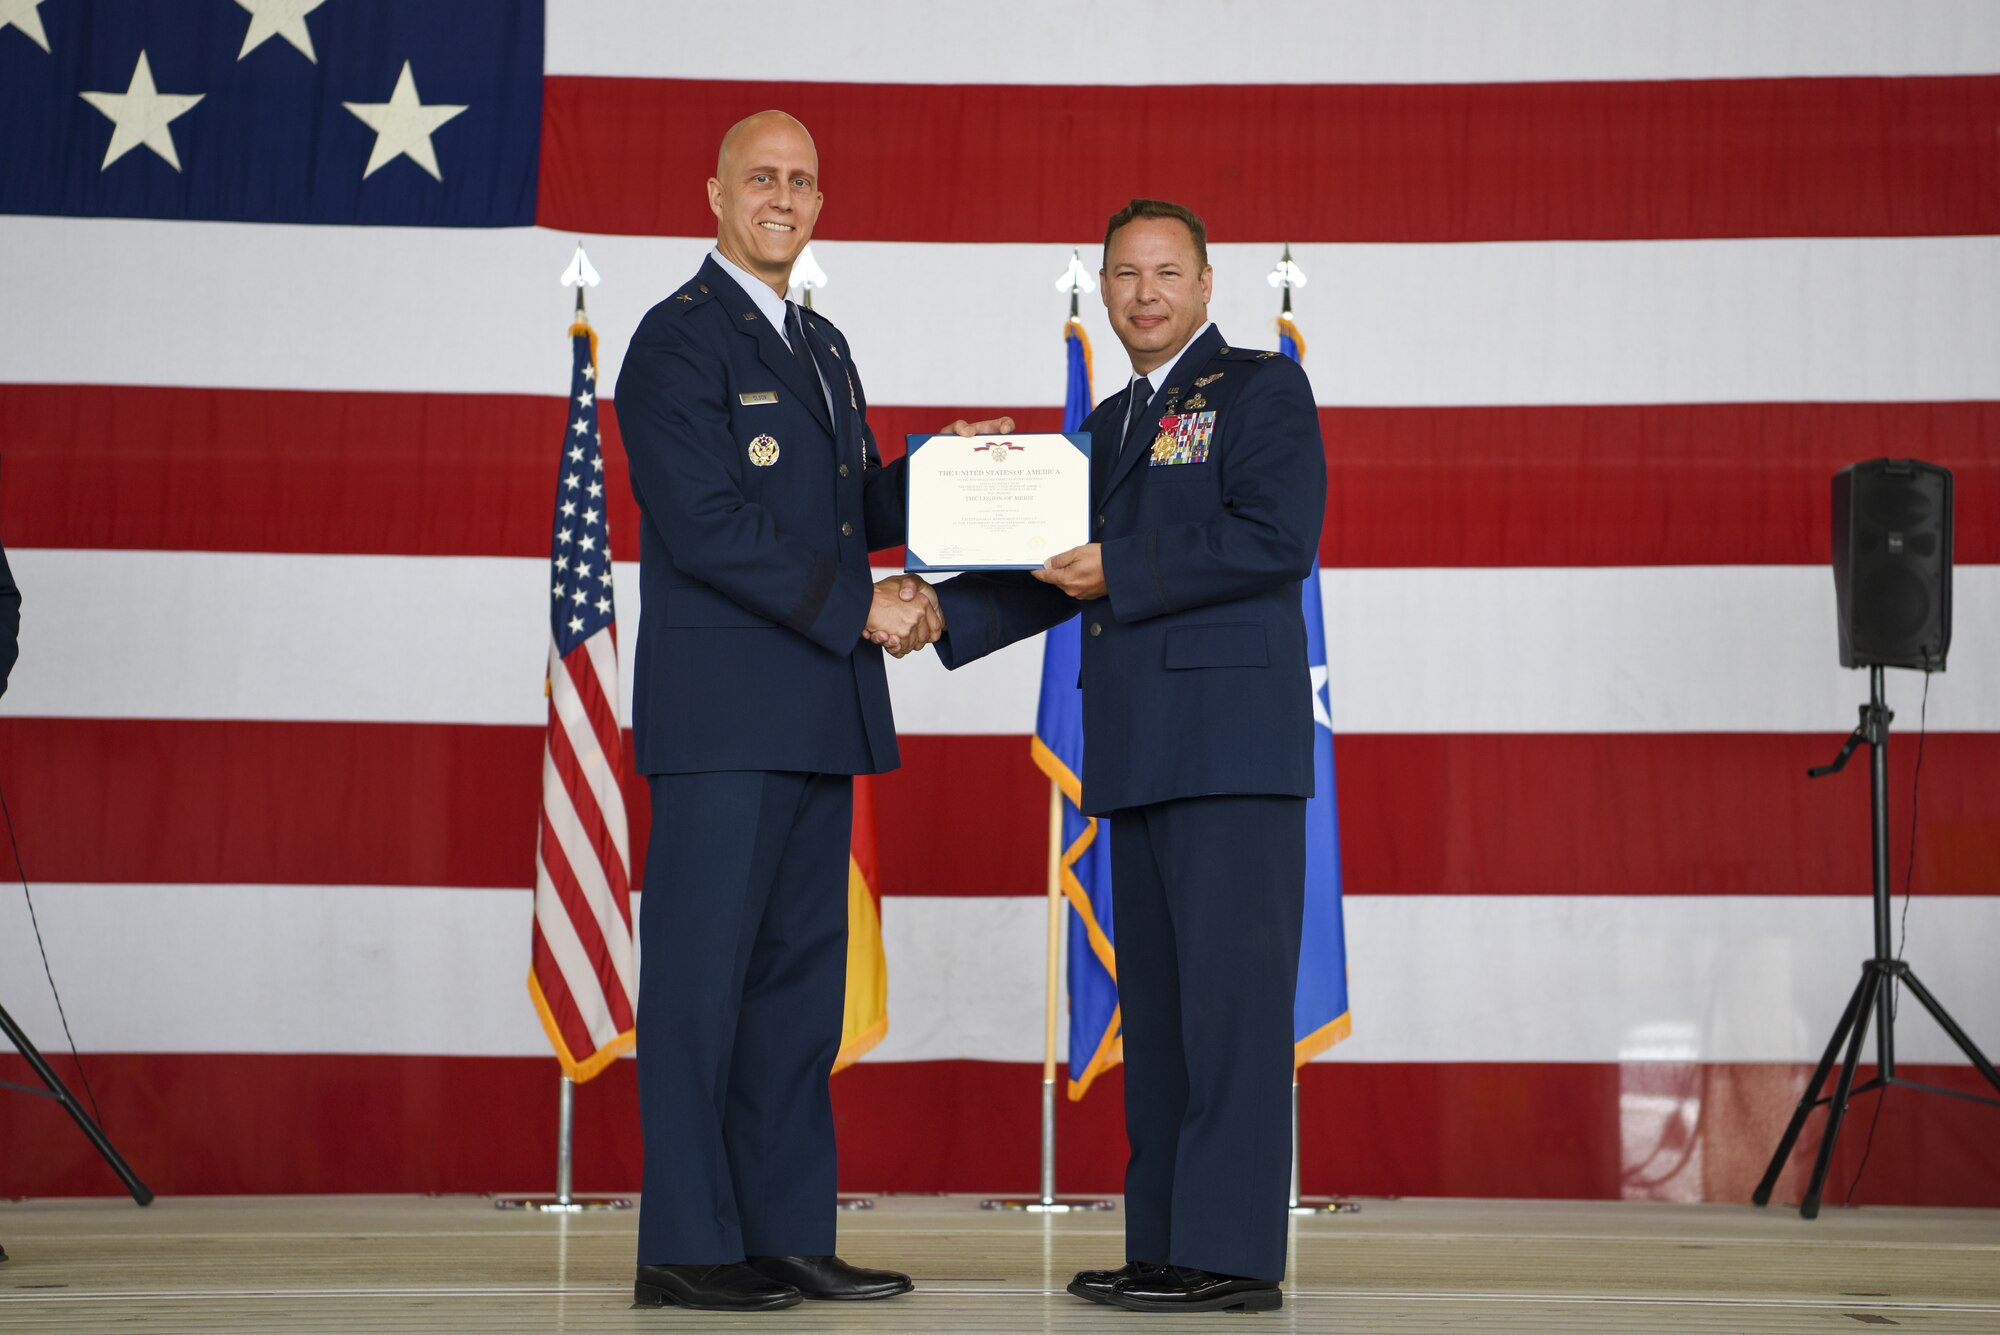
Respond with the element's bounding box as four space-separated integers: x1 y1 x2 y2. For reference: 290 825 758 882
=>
527 314 636 1083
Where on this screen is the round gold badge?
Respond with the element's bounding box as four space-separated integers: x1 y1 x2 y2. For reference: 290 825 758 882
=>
747 434 780 466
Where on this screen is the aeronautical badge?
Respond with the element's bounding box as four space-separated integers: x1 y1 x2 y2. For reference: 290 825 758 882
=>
747 434 780 466
1183 393 1208 411
1150 411 1216 466
1194 372 1224 388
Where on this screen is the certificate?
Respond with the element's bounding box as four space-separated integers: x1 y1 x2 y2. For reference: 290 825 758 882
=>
903 433 1092 571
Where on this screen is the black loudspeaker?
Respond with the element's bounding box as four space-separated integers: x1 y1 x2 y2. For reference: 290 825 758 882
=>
1832 458 1952 671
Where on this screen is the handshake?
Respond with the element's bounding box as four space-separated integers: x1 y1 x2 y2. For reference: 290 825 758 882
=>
865 573 942 659
859 416 1109 659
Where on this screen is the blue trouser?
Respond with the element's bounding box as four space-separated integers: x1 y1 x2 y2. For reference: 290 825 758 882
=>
1110 793 1305 1283
635 770 851 1264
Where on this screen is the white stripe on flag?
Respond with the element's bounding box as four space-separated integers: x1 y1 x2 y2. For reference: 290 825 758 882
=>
9 884 1997 1064
551 642 631 868
545 0 2000 83
538 745 637 1004
577 628 631 856
532 850 622 1050
8 550 1997 735
7 220 2000 408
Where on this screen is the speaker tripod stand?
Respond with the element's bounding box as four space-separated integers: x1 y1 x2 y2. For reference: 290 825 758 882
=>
1752 666 2000 1219
0 999 151 1205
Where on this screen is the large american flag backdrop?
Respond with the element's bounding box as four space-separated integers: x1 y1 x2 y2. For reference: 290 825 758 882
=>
2 0 1997 1204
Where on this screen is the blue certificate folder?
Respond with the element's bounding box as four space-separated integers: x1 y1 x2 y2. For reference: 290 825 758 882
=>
902 432 1093 572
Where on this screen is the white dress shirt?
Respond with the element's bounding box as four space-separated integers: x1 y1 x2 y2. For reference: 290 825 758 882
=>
1123 320 1215 439
710 249 831 411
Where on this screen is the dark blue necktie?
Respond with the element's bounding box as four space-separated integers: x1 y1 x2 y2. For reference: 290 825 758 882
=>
786 301 826 411
1120 375 1154 458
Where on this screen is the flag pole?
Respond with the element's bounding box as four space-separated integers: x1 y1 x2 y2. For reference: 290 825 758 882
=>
983 780 1109 1211
982 249 1113 1214
499 241 630 1215
1041 779 1062 1203
556 1075 577 1204
1268 241 1358 1216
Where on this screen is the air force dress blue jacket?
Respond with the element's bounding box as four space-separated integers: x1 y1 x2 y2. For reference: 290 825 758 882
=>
935 326 1327 815
615 256 907 777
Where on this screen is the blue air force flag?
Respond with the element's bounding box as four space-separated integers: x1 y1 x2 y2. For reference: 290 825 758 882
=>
1032 315 1124 1098
1282 311 1353 1060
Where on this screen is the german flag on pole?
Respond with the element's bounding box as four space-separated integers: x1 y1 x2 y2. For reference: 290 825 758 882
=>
834 774 888 1071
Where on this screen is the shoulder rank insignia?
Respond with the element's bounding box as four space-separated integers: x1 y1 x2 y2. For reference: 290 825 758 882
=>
1257 350 1278 360
1195 372 1223 388
675 292 695 302
747 434 780 466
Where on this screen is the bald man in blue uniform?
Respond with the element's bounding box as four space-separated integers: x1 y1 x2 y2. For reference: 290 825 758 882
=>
915 199 1327 1313
614 111 1005 1313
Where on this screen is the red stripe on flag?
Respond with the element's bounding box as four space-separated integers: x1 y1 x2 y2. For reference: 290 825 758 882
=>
0 384 642 559
553 647 632 904
538 75 2000 242
6 1053 1997 1205
527 926 598 1064
10 386 1999 566
7 720 1997 898
536 799 628 1039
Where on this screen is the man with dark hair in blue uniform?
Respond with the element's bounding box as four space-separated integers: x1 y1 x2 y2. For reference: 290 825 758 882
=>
912 198 1327 1313
614 110 1009 1312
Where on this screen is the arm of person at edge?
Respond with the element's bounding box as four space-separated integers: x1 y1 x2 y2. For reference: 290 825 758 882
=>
0 536 18 699
1035 356 1323 620
867 413 1019 658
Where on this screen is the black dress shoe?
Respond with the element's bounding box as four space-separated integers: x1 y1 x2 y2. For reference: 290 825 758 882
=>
633 1262 802 1311
1109 1264 1282 1313
1066 1260 1164 1305
747 1253 913 1300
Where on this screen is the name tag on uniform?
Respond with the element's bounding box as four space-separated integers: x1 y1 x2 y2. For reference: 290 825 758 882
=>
739 390 779 406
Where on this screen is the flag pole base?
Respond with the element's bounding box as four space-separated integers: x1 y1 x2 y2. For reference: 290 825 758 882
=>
1289 1198 1361 1215
835 1196 877 1210
980 1197 1115 1212
495 1076 630 1210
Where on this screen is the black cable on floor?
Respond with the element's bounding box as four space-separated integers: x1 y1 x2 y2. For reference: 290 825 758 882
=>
1 778 106 1130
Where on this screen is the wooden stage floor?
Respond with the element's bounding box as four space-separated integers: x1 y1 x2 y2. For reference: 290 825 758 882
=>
2 1194 1997 1332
